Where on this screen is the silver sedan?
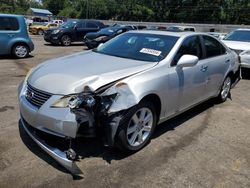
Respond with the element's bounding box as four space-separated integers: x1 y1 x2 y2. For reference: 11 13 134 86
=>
18 31 240 173
222 28 250 68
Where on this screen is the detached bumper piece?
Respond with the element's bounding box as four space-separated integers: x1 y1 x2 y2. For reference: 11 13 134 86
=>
20 118 82 174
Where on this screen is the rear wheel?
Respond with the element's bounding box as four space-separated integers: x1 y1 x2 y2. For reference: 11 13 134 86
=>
217 76 232 102
12 44 29 58
115 101 157 152
61 35 71 46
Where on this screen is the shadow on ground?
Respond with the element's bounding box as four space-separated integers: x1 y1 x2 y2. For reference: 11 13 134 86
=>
0 54 34 60
241 68 250 80
44 43 84 47
19 98 216 179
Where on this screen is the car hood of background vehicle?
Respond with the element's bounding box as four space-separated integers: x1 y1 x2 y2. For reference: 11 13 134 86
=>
28 51 157 95
222 40 250 51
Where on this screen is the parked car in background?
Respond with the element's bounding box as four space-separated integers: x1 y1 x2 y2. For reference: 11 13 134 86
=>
147 25 167 30
32 17 48 23
19 31 240 173
167 25 196 32
50 20 63 25
84 25 136 49
29 22 59 35
222 29 250 68
25 17 33 26
43 20 105 46
208 32 227 40
0 14 34 58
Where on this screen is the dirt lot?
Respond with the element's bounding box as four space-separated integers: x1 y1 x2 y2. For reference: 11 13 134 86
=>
0 35 249 188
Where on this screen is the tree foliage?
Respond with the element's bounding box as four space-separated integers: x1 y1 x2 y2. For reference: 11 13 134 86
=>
1 0 250 24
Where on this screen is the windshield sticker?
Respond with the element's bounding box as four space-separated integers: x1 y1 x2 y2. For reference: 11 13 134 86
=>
140 48 162 56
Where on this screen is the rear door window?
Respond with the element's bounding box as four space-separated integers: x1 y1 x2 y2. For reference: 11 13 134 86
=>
0 17 19 31
202 35 226 58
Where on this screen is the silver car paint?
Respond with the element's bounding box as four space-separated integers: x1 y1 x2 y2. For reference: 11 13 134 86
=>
28 50 157 94
19 31 239 173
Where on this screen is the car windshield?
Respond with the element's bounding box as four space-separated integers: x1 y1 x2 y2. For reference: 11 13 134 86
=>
94 33 178 62
224 30 250 42
60 21 77 28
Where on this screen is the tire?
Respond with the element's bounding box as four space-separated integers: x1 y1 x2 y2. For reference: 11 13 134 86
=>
217 76 232 103
12 44 29 58
61 35 71 46
115 101 157 152
37 29 44 35
86 43 94 49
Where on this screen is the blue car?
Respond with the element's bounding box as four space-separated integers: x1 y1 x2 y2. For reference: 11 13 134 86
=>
0 14 34 58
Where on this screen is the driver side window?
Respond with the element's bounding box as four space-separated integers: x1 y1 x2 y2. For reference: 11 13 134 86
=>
172 36 202 66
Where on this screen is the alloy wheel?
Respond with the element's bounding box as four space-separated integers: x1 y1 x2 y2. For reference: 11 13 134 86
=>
126 107 153 147
15 45 28 58
221 77 231 100
62 35 71 46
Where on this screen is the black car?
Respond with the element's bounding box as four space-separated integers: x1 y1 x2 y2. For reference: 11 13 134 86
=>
83 25 136 49
44 20 105 46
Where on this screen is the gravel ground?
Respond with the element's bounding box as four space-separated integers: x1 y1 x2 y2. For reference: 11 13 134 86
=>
0 35 249 188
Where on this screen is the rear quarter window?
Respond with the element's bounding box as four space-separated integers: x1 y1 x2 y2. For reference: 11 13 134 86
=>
0 17 19 31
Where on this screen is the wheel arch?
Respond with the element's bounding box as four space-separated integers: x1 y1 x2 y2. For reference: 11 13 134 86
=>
140 93 162 123
11 41 30 53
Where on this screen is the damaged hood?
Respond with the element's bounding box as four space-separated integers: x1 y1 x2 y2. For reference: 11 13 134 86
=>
28 51 156 95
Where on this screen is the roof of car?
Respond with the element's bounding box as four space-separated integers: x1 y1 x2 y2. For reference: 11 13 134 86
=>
0 13 23 18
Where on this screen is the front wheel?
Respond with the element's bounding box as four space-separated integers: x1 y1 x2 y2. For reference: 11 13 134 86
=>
217 76 232 102
61 35 71 46
115 101 157 152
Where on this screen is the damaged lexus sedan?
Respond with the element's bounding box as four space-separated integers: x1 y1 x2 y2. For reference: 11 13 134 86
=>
18 31 240 173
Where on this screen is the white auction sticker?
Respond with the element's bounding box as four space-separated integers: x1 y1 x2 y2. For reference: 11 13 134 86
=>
140 48 162 56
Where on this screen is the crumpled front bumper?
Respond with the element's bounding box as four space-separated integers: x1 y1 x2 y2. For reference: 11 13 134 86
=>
18 82 86 173
20 117 82 174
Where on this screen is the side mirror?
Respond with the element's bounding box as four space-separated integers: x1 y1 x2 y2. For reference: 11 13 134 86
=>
177 55 198 68
74 25 78 30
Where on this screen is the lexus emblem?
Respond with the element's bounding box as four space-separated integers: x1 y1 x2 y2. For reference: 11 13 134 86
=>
26 90 34 100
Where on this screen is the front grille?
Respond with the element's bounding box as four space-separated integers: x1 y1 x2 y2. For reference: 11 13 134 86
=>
25 83 52 108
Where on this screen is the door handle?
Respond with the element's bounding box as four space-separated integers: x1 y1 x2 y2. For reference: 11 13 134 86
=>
200 65 208 72
7 34 15 37
225 59 230 63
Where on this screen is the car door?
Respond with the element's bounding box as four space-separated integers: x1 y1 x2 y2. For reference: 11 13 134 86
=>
86 22 100 33
75 22 86 41
201 35 230 97
0 16 19 55
167 35 209 115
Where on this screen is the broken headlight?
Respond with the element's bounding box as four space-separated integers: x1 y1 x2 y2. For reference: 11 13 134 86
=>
51 94 96 109
100 93 118 111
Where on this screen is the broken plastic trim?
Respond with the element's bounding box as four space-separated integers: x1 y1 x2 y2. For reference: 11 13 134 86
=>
20 118 82 175
100 82 139 113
